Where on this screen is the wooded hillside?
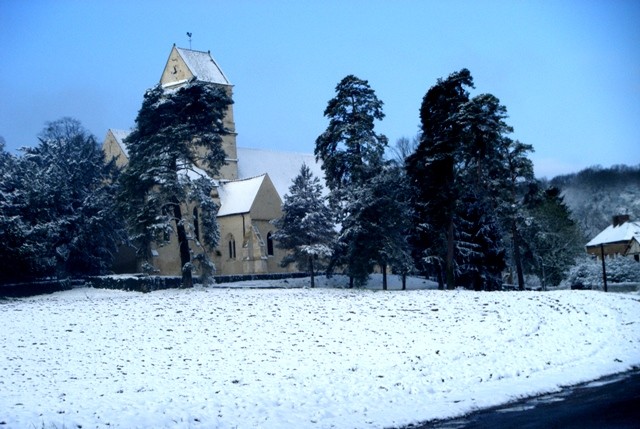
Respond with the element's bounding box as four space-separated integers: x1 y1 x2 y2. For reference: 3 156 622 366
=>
551 165 640 239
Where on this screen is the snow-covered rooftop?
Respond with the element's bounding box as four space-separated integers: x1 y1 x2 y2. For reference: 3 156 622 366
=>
586 220 640 247
217 174 266 217
176 47 231 86
237 147 326 199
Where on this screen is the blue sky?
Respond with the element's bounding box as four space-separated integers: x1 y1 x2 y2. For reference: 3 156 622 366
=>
1 0 638 178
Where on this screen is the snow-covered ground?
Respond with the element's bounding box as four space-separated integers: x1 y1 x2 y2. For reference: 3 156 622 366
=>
1 276 639 429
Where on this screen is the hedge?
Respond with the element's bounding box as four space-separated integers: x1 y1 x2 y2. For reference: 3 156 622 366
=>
0 278 80 298
2 272 312 297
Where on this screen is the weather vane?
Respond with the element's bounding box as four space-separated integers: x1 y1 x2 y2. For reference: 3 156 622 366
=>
187 32 192 49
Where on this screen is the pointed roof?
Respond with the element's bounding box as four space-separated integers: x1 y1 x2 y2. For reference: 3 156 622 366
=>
217 174 268 217
175 46 231 86
108 129 131 158
586 220 640 247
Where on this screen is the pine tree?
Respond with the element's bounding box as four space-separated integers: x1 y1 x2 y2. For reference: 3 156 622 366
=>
359 164 414 289
315 74 388 202
407 70 534 290
119 82 232 287
314 75 390 286
453 93 508 290
501 139 535 290
272 164 335 287
521 184 585 287
406 69 474 289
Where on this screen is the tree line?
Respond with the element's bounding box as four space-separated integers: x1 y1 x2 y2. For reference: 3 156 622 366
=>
0 119 125 284
277 70 584 290
1 70 585 289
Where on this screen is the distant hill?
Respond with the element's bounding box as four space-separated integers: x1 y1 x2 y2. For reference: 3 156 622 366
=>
550 165 640 240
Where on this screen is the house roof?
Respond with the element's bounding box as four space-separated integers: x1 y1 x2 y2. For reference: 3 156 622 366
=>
217 174 267 217
586 220 640 247
175 47 231 86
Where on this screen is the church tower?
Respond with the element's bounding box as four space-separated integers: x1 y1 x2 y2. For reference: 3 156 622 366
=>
160 44 239 180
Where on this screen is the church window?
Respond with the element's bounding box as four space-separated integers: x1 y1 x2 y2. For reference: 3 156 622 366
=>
228 235 236 259
267 232 274 256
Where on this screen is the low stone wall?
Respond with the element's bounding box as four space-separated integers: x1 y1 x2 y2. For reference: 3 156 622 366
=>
90 272 309 292
88 275 185 293
212 272 308 285
2 272 311 297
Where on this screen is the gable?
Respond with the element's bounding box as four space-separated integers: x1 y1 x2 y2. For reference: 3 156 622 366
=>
161 45 231 88
249 174 283 220
160 45 195 87
102 129 130 167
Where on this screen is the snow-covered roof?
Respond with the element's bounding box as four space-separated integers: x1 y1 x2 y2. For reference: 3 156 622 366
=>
176 47 231 86
237 147 326 199
109 129 131 158
586 220 640 247
217 174 266 217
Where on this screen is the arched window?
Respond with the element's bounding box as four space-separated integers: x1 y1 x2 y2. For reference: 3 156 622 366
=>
228 235 236 259
267 232 274 256
193 207 200 241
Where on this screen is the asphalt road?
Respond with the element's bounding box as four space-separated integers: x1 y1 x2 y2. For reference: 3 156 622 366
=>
403 369 640 429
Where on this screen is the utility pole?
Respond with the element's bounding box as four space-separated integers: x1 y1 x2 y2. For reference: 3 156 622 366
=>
600 244 608 292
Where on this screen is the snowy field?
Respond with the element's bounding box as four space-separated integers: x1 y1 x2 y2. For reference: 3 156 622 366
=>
1 276 639 429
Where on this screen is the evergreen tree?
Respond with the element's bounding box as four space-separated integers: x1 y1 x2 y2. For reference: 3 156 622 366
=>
0 118 124 283
272 164 335 288
407 70 533 290
453 93 513 290
501 139 535 290
406 69 474 289
314 75 390 286
119 82 232 287
367 164 414 289
521 185 585 287
315 74 388 202
0 140 34 282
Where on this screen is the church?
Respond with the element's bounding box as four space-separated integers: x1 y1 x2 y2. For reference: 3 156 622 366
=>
103 45 323 276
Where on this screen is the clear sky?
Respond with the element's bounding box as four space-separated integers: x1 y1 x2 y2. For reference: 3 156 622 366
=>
1 0 638 178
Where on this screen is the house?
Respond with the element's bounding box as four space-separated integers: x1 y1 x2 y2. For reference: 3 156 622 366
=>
103 45 323 276
585 215 640 262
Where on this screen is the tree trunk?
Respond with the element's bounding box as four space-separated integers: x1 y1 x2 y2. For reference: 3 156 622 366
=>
402 273 406 291
309 256 315 288
512 222 525 291
173 201 193 288
437 262 445 290
382 262 387 291
446 219 455 290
